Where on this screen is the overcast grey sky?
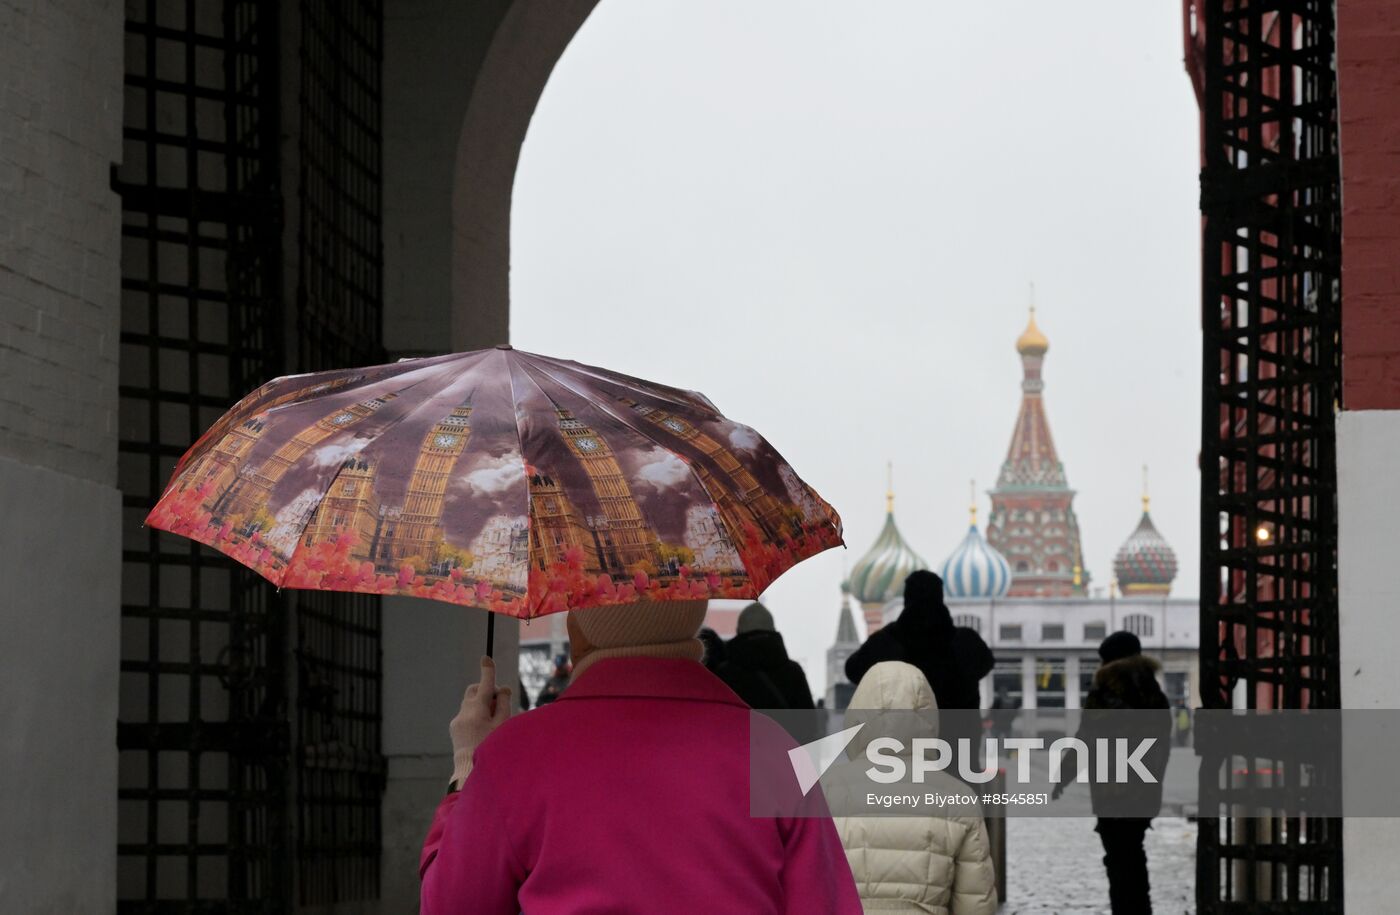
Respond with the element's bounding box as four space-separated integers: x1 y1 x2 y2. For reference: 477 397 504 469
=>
510 0 1201 693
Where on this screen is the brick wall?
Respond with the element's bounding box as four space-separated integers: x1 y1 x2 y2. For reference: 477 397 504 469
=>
0 0 122 485
1339 0 1400 411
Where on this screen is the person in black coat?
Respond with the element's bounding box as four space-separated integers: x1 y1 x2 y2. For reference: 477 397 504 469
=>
714 603 815 710
1052 630 1172 914
844 570 994 710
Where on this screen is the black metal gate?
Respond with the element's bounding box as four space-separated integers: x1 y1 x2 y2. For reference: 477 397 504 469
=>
116 0 386 910
1196 1 1343 910
117 1 290 910
292 0 387 907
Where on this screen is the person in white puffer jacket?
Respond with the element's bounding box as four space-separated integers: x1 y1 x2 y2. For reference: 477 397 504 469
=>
833 661 998 915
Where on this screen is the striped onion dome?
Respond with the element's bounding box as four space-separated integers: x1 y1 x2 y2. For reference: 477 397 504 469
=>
1113 497 1178 595
939 514 1012 599
848 498 928 605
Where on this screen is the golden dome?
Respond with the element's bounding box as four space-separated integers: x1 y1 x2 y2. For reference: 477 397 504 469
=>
1016 306 1049 356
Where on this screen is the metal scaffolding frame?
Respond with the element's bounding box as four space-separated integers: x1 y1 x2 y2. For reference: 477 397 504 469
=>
1195 1 1343 910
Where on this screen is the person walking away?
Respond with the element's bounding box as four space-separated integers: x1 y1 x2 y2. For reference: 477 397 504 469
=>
699 626 727 674
845 571 993 752
832 661 998 915
1051 631 1171 914
534 653 571 706
420 600 862 914
715 602 816 710
1174 701 1191 748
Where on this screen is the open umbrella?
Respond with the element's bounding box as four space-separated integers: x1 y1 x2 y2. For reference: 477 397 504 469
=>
147 345 843 649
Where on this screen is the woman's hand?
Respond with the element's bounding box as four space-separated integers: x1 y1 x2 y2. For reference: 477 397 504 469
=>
449 656 513 788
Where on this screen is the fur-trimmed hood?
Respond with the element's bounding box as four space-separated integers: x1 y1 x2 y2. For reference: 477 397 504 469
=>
1088 653 1168 711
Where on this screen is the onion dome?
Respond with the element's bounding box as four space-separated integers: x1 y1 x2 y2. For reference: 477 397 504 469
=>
939 495 1012 598
1016 305 1049 356
848 486 928 605
1113 472 1178 595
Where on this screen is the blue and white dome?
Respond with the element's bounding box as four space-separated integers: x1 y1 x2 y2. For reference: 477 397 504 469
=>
939 518 1012 599
848 499 928 605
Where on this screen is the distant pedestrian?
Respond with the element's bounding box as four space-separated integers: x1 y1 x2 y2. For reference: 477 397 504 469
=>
845 571 993 750
1052 630 1172 914
715 602 816 710
832 661 998 915
1173 701 1191 747
698 626 727 674
533 653 571 706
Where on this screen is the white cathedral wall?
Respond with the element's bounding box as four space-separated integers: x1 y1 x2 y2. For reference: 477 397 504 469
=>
878 596 1200 710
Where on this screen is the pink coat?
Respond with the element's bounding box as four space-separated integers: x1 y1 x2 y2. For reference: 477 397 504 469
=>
420 657 862 914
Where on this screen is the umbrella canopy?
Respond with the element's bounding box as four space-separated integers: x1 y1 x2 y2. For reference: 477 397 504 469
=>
147 346 843 617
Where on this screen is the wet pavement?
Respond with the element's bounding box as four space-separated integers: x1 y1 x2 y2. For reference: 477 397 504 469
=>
1002 817 1196 914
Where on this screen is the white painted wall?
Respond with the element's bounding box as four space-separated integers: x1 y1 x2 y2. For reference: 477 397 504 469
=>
1338 409 1400 913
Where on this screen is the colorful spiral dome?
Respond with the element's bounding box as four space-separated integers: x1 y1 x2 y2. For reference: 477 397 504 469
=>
1113 497 1178 595
848 496 928 605
939 509 1012 599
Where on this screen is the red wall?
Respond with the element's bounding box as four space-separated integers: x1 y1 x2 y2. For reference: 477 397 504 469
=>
1339 0 1400 410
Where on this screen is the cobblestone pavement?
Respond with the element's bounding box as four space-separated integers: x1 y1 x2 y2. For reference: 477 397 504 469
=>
1002 817 1196 914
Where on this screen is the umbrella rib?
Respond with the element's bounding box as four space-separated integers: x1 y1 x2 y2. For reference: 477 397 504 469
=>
517 354 762 592
534 353 717 414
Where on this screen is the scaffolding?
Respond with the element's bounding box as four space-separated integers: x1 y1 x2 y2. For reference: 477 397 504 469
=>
1192 0 1343 910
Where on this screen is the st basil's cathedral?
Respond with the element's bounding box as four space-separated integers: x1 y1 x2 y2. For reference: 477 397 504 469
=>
825 310 1196 711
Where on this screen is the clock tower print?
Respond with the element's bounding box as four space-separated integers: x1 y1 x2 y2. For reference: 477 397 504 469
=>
555 407 661 573
383 399 474 565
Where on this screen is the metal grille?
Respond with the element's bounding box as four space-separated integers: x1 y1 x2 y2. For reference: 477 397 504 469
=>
1195 1 1343 910
116 1 290 911
293 0 387 905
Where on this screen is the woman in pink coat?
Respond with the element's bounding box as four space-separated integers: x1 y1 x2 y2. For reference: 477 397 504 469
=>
420 599 862 914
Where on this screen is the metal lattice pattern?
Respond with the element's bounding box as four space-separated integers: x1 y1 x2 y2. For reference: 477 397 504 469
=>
294 0 387 905
1196 1 1343 910
116 1 289 910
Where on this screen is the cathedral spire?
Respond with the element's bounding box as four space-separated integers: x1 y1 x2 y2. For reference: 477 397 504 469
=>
986 304 1087 597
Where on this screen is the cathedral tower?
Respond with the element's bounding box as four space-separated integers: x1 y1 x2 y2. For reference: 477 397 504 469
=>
825 581 861 710
985 306 1088 597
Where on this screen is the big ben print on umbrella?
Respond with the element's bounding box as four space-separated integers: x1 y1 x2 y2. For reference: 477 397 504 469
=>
147 345 843 618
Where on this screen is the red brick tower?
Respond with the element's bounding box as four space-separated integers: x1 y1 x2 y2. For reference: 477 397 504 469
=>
985 307 1088 597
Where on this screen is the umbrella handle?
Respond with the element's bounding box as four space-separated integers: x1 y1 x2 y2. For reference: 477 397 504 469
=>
485 612 495 659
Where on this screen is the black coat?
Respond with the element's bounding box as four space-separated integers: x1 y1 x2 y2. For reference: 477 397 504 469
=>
715 630 815 711
845 610 993 755
845 619 994 712
1067 654 1173 817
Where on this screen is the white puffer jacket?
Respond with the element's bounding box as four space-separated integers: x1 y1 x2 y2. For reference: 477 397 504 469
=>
833 662 998 915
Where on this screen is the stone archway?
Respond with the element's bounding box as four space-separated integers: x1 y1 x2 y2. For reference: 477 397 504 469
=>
378 5 595 910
